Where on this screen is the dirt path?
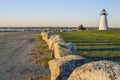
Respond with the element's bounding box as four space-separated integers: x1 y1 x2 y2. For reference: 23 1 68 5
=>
0 32 49 80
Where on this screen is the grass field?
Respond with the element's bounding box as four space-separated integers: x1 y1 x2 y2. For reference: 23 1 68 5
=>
58 30 120 62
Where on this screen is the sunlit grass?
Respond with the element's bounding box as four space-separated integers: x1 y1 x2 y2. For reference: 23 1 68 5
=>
31 74 51 80
30 33 52 80
31 34 52 67
33 34 51 54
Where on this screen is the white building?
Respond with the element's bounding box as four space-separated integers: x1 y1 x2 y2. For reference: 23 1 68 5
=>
99 9 109 30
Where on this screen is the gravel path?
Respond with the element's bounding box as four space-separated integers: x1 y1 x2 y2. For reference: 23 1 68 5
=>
0 32 49 80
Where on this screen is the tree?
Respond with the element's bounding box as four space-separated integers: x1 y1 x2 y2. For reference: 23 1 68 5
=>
78 24 86 30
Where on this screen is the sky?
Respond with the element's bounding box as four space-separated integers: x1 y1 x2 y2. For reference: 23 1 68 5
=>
0 0 120 27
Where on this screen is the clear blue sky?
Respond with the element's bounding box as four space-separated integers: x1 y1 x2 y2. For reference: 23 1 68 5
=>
0 0 120 27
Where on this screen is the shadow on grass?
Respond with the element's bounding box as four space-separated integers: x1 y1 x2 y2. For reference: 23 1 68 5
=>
76 43 120 46
67 40 119 44
82 56 120 62
77 48 120 51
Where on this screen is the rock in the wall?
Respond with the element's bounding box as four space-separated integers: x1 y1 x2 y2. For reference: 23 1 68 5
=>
48 34 64 50
48 55 88 80
41 31 53 43
41 32 45 38
53 42 77 58
68 60 120 80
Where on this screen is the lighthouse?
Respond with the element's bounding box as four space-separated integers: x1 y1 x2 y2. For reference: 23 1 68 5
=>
99 9 109 30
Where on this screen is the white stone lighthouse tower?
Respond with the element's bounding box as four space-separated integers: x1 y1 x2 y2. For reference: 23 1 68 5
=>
99 9 109 30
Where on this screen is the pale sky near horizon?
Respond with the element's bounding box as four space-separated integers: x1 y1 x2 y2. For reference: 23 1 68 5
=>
0 0 120 27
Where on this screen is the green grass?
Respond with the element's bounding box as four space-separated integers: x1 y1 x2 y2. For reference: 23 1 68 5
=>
32 74 51 80
58 30 120 62
33 34 51 54
31 34 52 67
30 34 52 80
